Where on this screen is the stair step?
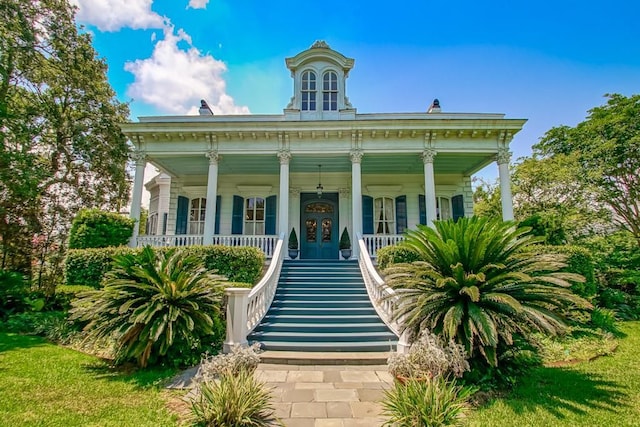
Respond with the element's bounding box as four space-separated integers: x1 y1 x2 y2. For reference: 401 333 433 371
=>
262 314 382 322
254 322 392 333
251 330 397 343
254 341 397 352
270 300 374 308
266 307 378 316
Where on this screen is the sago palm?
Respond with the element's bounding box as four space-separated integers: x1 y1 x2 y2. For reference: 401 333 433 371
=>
71 246 226 367
384 217 591 366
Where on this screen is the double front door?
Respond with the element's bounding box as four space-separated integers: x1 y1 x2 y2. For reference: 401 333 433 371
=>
300 193 338 259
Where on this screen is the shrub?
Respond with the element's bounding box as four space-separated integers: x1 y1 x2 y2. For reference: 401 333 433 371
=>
65 245 265 287
382 377 475 427
339 227 351 250
191 368 276 427
70 247 227 368
50 285 95 311
2 311 80 344
590 307 619 334
387 330 469 380
68 208 134 249
376 245 421 270
385 217 592 367
196 344 262 381
535 244 597 298
0 270 29 319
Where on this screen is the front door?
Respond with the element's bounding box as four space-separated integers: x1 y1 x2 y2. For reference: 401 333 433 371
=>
301 193 338 259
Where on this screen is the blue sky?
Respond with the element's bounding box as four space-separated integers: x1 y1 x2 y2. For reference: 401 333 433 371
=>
72 0 640 182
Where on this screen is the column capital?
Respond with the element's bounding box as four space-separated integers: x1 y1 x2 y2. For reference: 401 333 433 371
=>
277 149 292 165
421 148 437 164
289 187 301 197
339 188 351 197
205 149 220 165
496 148 512 165
131 149 146 166
350 149 364 164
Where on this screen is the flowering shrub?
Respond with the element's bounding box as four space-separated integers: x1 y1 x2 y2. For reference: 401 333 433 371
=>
388 330 470 379
195 343 262 382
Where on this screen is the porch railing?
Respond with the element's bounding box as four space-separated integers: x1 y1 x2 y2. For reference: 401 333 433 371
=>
136 234 279 258
223 232 285 352
136 234 203 247
362 234 404 257
357 233 409 353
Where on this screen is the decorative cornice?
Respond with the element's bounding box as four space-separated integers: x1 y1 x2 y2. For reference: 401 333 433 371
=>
496 148 512 165
277 150 292 165
350 149 364 164
421 148 437 164
205 150 220 165
131 149 146 166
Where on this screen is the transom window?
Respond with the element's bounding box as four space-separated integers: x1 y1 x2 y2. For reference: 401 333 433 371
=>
436 197 451 220
374 197 395 234
245 197 265 235
301 71 316 111
189 198 206 234
322 71 338 111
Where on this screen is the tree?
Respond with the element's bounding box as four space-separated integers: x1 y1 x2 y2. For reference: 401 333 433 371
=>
472 178 502 220
384 218 591 367
0 0 130 286
535 94 640 246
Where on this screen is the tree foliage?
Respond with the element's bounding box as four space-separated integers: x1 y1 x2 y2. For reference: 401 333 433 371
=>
0 0 130 285
384 217 591 367
535 94 640 245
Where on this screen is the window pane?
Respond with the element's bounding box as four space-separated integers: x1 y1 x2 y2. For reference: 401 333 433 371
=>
441 198 451 220
256 198 264 208
306 219 317 242
255 223 265 235
385 199 394 222
322 218 332 242
244 222 253 235
256 209 264 221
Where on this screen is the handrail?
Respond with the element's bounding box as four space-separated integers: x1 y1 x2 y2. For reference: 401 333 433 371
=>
357 232 401 336
136 234 278 257
246 232 285 333
223 233 285 353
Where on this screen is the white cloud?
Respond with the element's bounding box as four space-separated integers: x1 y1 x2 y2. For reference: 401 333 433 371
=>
187 0 209 9
124 26 250 115
70 0 165 32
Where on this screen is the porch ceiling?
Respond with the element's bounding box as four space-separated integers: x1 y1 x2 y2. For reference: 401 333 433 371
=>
150 152 495 177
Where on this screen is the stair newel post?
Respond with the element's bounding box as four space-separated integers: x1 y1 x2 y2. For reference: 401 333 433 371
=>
397 330 411 354
223 287 251 353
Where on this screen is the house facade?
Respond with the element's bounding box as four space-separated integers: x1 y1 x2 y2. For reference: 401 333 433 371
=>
121 41 526 259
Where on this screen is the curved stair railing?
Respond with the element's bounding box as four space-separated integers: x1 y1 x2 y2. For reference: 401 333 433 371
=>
223 232 285 352
357 233 410 353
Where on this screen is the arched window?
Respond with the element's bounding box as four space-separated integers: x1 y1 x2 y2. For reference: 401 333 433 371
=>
322 71 338 111
245 197 265 235
374 197 395 234
189 198 206 234
301 71 316 111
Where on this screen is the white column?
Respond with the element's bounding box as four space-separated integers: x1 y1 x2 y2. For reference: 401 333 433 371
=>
339 187 351 241
289 187 301 243
350 150 363 258
129 149 146 247
497 148 514 221
422 149 437 226
277 150 291 238
203 150 220 245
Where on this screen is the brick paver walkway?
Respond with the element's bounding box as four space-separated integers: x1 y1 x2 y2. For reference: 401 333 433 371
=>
256 363 393 426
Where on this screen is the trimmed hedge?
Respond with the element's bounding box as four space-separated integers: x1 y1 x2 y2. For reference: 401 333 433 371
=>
64 245 265 287
68 209 135 249
535 244 597 298
376 245 421 270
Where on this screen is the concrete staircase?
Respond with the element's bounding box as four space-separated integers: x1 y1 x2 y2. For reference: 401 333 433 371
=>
248 260 398 352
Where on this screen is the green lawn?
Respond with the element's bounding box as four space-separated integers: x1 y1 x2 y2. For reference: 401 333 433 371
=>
0 332 179 427
468 321 640 427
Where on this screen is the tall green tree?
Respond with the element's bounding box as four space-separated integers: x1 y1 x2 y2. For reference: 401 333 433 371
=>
0 0 130 286
535 94 640 246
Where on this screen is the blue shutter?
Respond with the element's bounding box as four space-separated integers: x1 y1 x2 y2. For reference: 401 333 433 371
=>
214 195 221 234
395 195 407 234
362 195 374 234
175 196 188 234
452 195 465 221
232 195 244 235
418 195 426 225
265 195 277 235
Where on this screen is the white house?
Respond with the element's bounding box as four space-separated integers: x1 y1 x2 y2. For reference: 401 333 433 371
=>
121 41 526 260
